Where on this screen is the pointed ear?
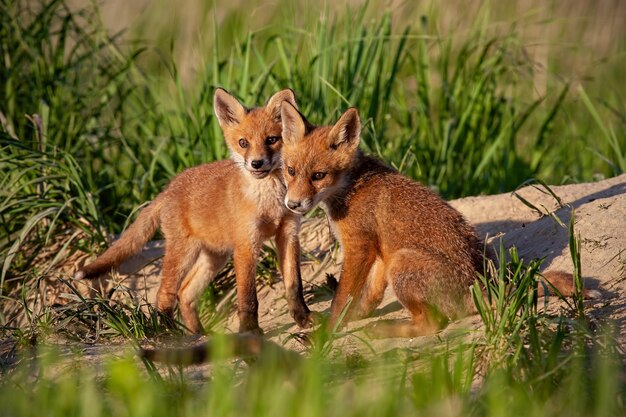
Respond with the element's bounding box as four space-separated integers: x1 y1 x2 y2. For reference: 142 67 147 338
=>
280 100 306 145
328 108 361 150
266 89 298 122
214 88 247 127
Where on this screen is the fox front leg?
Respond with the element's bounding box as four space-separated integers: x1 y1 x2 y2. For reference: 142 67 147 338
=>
327 246 375 330
233 243 262 334
276 215 311 328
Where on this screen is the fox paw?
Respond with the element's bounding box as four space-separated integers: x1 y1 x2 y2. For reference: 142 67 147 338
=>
238 317 263 335
291 306 313 329
239 325 264 336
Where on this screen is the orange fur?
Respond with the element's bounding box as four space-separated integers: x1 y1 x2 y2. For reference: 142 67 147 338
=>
540 271 600 299
279 103 593 337
76 89 310 334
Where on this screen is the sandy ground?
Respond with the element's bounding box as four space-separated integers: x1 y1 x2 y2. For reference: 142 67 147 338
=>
74 174 626 357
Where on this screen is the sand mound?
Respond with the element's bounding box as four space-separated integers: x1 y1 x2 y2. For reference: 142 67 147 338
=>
79 174 626 352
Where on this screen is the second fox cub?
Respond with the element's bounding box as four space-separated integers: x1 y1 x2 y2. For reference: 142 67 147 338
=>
75 89 310 334
279 102 590 336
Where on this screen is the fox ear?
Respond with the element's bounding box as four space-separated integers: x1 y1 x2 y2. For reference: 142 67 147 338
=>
280 100 306 144
267 89 298 122
214 88 247 127
328 108 361 151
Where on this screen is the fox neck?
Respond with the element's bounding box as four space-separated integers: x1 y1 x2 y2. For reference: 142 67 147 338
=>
241 167 285 191
241 167 287 215
320 151 396 223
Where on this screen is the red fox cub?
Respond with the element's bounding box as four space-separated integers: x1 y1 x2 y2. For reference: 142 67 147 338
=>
75 88 310 334
278 102 591 336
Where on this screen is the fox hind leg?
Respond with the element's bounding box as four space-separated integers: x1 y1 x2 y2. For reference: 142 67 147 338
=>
369 249 471 338
177 250 229 334
356 258 388 319
157 238 201 325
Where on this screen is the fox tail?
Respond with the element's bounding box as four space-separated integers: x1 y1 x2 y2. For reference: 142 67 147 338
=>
75 198 163 280
540 270 601 299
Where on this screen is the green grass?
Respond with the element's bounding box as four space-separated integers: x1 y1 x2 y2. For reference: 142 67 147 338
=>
0 0 625 416
0 335 620 417
0 232 622 417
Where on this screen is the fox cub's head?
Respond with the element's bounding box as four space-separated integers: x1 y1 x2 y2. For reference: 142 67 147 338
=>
214 88 298 179
279 101 361 214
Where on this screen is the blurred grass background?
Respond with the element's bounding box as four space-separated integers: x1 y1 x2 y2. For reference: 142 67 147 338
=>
3 0 625 240
84 0 626 197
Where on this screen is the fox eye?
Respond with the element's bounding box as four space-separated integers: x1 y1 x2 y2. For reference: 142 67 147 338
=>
287 166 295 176
265 136 280 145
238 138 249 148
311 172 326 181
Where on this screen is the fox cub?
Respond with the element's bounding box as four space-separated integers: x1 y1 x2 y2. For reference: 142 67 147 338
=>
76 89 310 334
279 102 589 336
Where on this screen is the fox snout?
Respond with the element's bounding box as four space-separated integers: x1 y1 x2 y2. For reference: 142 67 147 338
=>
285 196 314 214
244 156 278 178
250 159 265 169
246 156 273 171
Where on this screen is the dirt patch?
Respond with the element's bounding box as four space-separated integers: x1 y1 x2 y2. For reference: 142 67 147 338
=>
71 174 626 354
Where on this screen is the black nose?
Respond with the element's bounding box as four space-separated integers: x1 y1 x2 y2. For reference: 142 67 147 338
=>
251 160 264 169
287 200 301 210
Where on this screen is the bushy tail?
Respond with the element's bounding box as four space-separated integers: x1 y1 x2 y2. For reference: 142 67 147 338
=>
75 198 162 280
540 270 601 299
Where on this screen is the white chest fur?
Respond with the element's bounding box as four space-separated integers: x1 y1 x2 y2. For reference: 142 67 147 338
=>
243 173 288 221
